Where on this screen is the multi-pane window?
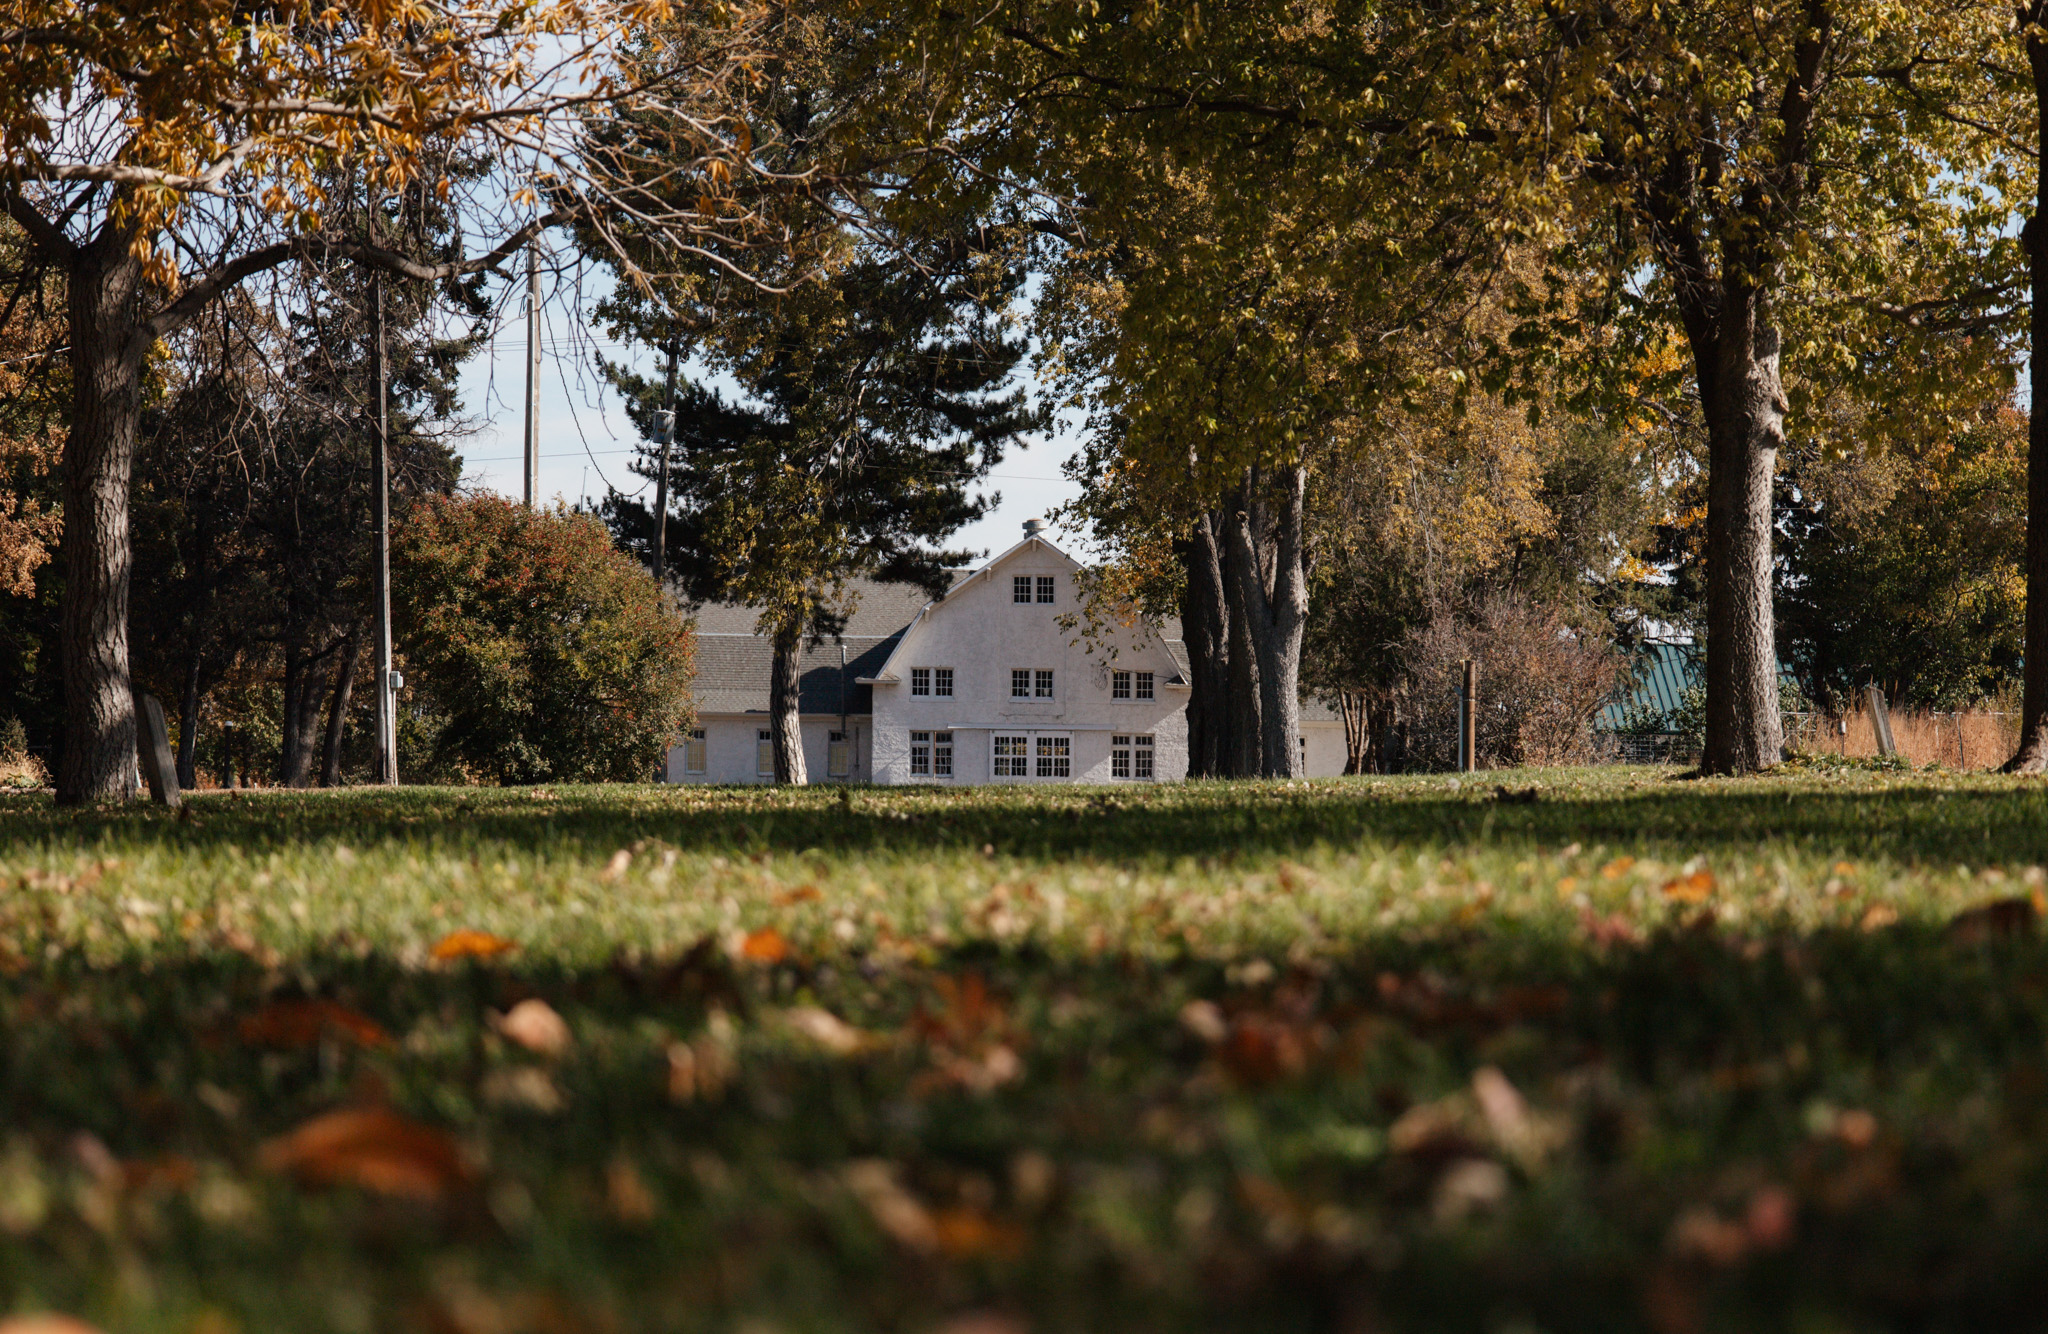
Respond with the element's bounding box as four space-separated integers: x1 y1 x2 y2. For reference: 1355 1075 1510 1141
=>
684 728 707 774
1035 735 1071 778
828 731 851 778
1035 669 1055 699
932 731 953 776
933 668 954 697
756 729 774 777
1011 669 1032 699
910 730 933 775
1112 670 1131 699
1135 671 1154 700
1013 575 1033 603
993 735 1029 777
1112 734 1156 780
1036 575 1057 604
910 667 930 696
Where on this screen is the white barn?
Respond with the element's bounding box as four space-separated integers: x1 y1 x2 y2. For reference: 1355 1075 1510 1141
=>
665 523 1348 784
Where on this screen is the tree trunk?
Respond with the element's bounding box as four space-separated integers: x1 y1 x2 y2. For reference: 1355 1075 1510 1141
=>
1180 514 1233 777
1697 287 1785 776
56 237 148 804
769 618 808 785
2011 19 2048 770
1220 484 1266 777
177 642 202 790
1223 468 1308 778
322 626 361 787
1340 690 1366 775
279 636 333 789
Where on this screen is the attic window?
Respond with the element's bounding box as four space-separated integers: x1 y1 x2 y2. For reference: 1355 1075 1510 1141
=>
1136 671 1154 700
1013 575 1032 603
910 668 930 697
1036 575 1056 604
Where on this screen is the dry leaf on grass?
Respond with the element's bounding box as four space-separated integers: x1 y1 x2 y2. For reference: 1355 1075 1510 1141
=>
494 999 571 1058
739 927 790 963
238 999 390 1050
600 849 632 882
784 1005 867 1055
1661 870 1715 904
1948 896 2040 945
0 1317 106 1334
430 930 517 962
258 1107 470 1200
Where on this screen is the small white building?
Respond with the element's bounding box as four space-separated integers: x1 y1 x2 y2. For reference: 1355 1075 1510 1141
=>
665 523 1348 784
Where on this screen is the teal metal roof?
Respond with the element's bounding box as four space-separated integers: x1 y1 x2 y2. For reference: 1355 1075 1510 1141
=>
1597 642 1697 730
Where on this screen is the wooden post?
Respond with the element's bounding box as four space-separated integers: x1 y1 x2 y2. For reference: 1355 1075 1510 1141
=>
1865 684 1897 757
132 691 180 809
1459 659 1478 773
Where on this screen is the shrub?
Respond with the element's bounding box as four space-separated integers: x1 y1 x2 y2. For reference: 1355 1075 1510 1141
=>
393 495 695 784
1394 595 1621 769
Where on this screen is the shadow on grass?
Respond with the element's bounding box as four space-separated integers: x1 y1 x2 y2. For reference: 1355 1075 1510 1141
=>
5 777 2048 869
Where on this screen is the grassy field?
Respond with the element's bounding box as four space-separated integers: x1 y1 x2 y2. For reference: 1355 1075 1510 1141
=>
6 764 2048 1333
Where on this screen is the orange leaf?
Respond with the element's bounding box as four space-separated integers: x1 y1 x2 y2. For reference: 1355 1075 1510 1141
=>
1661 870 1715 904
774 886 822 906
258 1107 469 1201
932 1205 1028 1259
741 928 790 963
430 929 517 961
239 999 391 1049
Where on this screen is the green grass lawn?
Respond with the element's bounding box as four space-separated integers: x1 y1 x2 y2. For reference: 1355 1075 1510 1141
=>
6 765 2048 1333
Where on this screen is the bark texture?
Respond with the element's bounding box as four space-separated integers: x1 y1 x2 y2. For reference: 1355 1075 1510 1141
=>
1698 293 1786 775
57 238 147 804
1179 515 1232 777
1223 468 1308 778
321 627 360 787
770 619 808 785
2011 15 2048 771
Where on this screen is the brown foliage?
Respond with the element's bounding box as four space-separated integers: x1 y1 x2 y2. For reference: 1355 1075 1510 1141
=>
1396 593 1623 769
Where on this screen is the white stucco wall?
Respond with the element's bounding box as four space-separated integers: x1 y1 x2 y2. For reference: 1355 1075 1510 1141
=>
866 539 1191 785
1302 721 1347 778
666 716 872 784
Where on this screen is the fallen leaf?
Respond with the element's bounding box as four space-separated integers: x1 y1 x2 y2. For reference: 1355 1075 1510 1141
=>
600 849 632 882
258 1107 469 1200
774 885 823 905
740 927 790 963
1948 896 2039 945
606 1155 658 1223
1859 903 1900 932
494 999 571 1058
1600 856 1636 880
931 1313 1029 1334
1178 999 1227 1044
238 999 391 1050
932 1205 1028 1259
784 1005 866 1055
430 929 517 962
843 1159 937 1251
0 1317 106 1334
1661 870 1715 904
481 1066 564 1113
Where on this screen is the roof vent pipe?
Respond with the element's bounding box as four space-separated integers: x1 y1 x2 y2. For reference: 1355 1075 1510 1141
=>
1022 518 1046 538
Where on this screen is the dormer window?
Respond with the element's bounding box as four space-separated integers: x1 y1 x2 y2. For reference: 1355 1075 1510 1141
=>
1013 575 1032 603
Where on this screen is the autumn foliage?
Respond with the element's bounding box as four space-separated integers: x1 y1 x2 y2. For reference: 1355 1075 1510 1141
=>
392 494 693 784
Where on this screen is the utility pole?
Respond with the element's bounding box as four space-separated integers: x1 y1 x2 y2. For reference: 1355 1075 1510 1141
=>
523 243 540 508
1459 658 1478 774
651 339 679 578
371 275 399 785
